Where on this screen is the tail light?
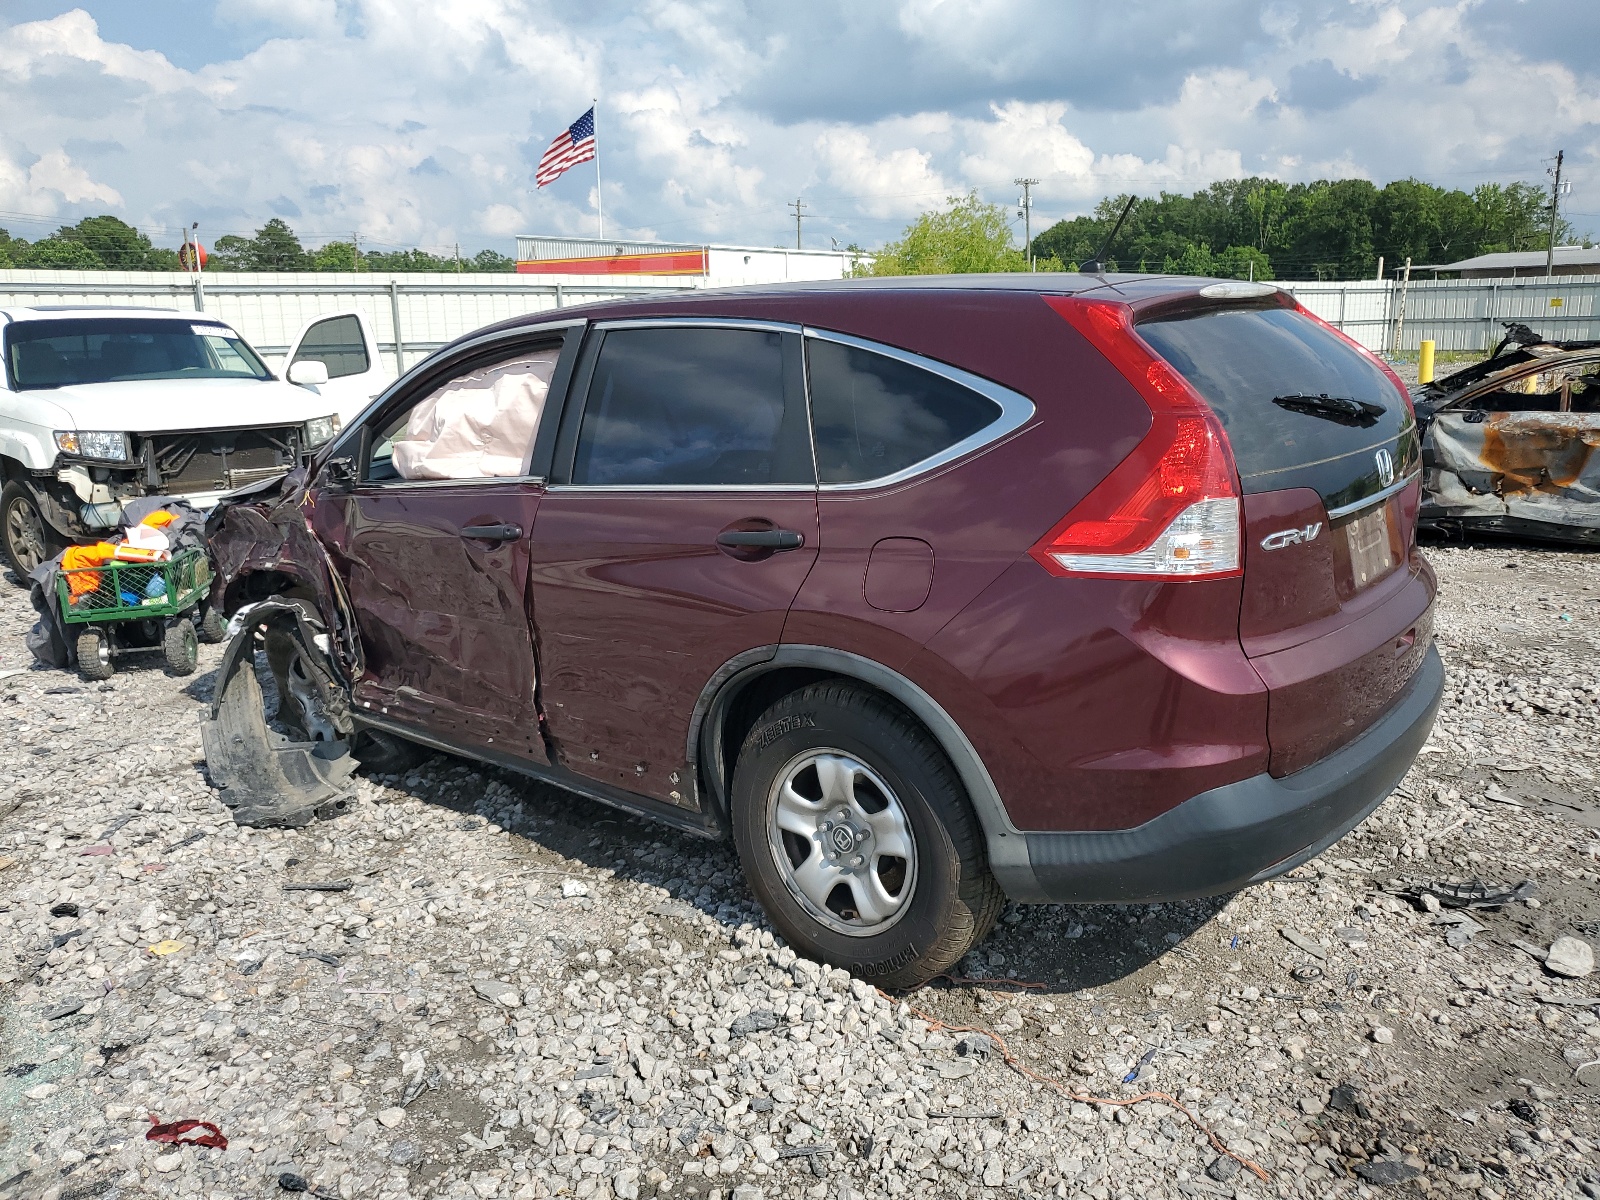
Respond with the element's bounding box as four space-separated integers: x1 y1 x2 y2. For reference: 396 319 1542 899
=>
1292 300 1417 421
1032 297 1242 580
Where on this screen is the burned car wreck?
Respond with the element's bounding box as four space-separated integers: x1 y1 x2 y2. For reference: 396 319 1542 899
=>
1414 322 1600 544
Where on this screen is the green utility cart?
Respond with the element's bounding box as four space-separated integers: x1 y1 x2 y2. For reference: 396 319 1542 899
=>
55 547 226 681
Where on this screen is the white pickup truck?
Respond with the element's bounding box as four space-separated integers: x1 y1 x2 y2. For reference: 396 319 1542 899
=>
0 306 392 579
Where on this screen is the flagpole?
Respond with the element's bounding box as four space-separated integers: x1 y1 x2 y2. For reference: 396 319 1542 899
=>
592 98 604 242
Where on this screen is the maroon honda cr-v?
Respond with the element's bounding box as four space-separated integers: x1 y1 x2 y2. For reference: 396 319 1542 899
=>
204 274 1441 988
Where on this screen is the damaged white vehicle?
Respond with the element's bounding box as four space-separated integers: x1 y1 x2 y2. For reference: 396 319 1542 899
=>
1415 322 1600 545
0 306 351 579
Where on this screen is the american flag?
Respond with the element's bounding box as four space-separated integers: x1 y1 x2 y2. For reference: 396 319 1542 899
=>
535 107 597 188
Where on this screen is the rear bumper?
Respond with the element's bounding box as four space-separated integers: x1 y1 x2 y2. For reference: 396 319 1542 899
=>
1003 642 1443 904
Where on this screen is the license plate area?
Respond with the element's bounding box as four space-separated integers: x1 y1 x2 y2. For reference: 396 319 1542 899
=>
1338 501 1401 594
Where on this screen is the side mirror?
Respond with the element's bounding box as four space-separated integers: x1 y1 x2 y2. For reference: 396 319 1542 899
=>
288 360 330 387
324 456 357 492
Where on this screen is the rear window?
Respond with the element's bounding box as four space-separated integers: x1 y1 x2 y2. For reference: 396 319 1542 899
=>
573 327 813 486
1137 306 1415 499
807 338 1001 484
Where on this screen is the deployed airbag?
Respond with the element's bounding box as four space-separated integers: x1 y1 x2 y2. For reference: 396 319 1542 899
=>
392 351 557 480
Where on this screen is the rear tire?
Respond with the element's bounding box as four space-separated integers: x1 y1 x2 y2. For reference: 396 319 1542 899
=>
730 682 1003 989
162 620 198 676
2 482 67 584
76 627 114 681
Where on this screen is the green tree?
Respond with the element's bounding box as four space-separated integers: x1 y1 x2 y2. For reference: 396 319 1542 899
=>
210 218 308 271
363 248 454 271
1215 245 1273 280
856 192 1026 276
471 248 516 272
19 237 105 269
55 215 158 270
311 241 361 271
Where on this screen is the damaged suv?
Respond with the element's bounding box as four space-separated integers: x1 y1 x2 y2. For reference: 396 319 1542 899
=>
204 276 1443 987
1 306 343 578
1415 322 1600 544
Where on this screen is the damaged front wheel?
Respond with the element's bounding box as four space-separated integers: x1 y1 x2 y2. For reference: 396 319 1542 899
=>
200 599 359 829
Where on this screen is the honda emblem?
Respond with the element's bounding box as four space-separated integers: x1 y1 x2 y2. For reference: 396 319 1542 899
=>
1375 447 1395 487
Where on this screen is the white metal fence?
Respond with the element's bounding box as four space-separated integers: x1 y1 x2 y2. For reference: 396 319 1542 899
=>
1283 275 1600 355
5 268 1599 367
0 269 697 371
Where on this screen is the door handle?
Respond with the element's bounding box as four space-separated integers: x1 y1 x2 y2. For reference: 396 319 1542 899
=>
460 523 524 541
716 528 804 550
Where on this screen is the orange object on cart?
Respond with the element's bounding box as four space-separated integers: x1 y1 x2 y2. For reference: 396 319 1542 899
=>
112 544 171 564
60 543 117 599
141 511 177 529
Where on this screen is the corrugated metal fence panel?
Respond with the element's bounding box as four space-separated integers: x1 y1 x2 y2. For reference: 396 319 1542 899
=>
1403 276 1600 354
6 270 1599 365
1279 281 1393 352
0 270 696 368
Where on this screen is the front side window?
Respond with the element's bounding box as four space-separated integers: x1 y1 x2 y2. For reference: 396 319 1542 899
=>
806 338 1002 484
293 315 370 379
5 317 272 390
572 327 812 486
368 349 558 482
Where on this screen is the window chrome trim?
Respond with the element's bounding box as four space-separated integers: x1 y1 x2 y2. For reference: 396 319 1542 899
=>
1324 470 1421 522
802 327 1036 491
546 483 816 494
593 317 803 334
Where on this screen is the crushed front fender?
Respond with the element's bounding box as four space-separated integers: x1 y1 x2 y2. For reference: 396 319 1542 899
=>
200 597 358 828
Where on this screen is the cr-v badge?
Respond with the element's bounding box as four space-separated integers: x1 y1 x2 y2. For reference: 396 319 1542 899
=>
1260 522 1323 551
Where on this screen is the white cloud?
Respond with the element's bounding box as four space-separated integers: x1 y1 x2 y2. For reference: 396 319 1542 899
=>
26 148 121 206
1 1 1597 256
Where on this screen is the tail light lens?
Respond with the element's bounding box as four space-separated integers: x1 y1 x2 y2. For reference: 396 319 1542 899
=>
1032 297 1242 580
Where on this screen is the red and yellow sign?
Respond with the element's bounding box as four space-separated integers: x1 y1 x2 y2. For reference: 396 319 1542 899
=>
517 249 708 276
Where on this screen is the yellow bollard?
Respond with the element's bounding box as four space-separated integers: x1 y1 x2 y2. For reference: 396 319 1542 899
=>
1418 339 1435 384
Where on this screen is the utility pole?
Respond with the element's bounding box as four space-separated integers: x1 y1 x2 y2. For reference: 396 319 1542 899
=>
1015 178 1039 271
789 198 807 250
1547 149 1566 279
352 232 362 272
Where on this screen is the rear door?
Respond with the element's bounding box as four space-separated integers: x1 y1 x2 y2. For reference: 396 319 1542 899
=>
284 312 393 425
1137 302 1434 775
529 321 818 809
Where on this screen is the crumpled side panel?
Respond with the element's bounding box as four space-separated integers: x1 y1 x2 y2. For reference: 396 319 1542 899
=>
205 466 364 680
1428 412 1600 531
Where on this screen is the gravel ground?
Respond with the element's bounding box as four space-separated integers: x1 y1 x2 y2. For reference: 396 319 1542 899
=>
3 541 1600 1200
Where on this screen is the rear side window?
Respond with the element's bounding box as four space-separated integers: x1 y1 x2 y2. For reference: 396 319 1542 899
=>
807 338 1001 484
1136 306 1413 495
573 328 812 486
294 315 369 379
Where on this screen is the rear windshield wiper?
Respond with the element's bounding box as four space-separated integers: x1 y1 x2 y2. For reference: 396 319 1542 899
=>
1271 393 1387 428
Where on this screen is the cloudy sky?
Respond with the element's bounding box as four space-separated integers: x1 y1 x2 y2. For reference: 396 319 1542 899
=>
2 1 1596 258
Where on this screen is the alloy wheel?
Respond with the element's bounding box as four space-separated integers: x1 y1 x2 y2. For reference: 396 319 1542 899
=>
766 749 918 937
4 493 49 574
